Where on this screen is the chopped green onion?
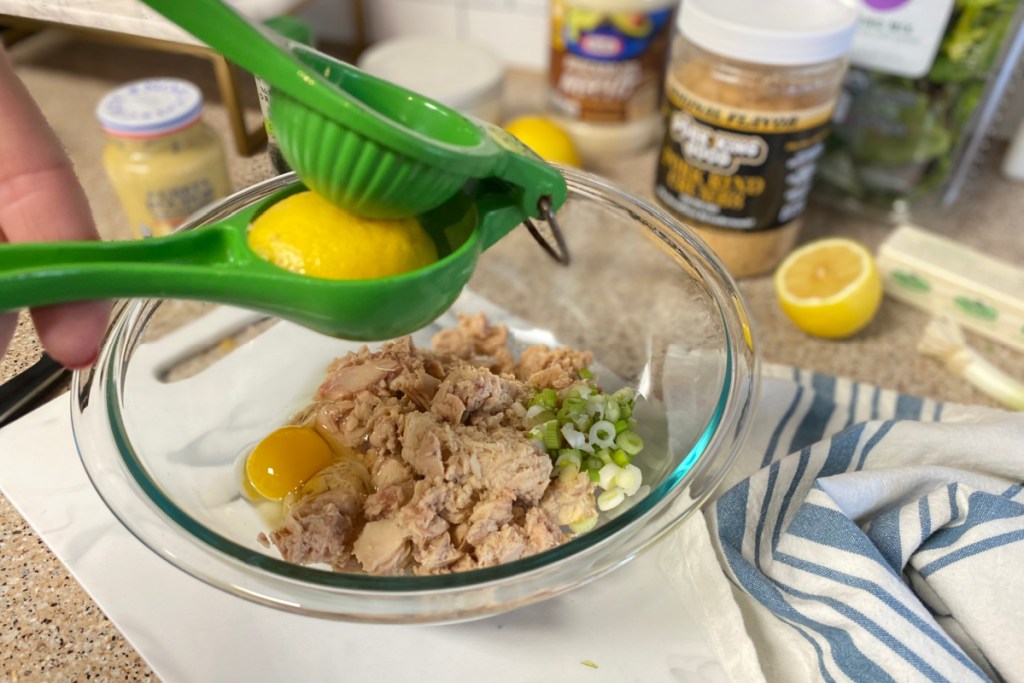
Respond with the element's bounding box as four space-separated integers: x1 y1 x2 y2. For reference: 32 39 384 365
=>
555 450 582 471
597 462 622 489
604 400 622 422
530 388 557 409
589 420 616 448
562 396 587 415
569 514 598 534
617 464 643 496
613 387 635 404
558 463 580 483
561 424 587 450
541 420 562 451
597 487 626 511
595 448 612 465
579 368 594 380
615 430 644 455
570 413 592 432
587 469 601 483
526 406 557 427
565 384 592 401
584 456 604 472
611 448 632 467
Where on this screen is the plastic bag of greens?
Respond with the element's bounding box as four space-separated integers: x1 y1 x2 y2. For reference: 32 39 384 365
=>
815 0 1024 218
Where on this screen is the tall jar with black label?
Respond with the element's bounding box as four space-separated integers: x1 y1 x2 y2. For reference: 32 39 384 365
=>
549 0 678 165
654 0 857 278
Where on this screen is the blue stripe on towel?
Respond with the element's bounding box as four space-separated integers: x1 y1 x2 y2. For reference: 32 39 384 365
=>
845 380 859 429
763 386 804 468
920 529 1024 577
789 374 837 454
923 491 1024 552
778 557 987 679
772 449 812 550
787 502 899 574
857 420 896 470
754 463 782 569
920 497 932 539
895 393 925 421
867 508 904 572
717 480 750 550
822 423 866 476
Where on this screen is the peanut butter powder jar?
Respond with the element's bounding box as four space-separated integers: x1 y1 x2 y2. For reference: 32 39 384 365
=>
654 0 857 278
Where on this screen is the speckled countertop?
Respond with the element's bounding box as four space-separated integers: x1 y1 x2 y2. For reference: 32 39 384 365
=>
2 33 1023 681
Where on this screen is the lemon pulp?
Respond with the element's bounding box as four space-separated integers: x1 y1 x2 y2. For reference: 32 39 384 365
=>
774 237 883 340
504 116 582 167
245 425 334 500
247 191 438 280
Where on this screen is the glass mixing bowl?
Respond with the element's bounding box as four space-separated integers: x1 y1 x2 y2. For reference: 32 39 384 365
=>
71 168 759 623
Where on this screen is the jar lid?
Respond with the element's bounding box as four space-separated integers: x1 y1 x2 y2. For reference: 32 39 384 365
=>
97 78 204 138
678 0 858 66
357 37 504 114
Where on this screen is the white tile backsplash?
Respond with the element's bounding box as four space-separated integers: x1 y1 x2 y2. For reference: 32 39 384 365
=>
365 0 550 70
465 5 548 70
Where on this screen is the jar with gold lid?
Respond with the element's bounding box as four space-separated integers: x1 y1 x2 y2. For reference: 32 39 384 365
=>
654 0 857 278
98 78 232 239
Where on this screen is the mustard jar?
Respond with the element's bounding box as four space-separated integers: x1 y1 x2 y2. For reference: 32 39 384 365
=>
97 78 232 239
653 0 856 278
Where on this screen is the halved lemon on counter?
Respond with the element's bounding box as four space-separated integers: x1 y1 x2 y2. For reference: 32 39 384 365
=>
774 237 883 339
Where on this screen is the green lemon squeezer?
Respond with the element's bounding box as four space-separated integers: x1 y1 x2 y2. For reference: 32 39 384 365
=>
0 0 569 341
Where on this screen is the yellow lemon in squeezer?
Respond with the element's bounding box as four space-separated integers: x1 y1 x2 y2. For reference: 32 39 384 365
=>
247 190 438 280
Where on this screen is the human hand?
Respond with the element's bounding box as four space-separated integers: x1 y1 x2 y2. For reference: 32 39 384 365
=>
0 46 110 369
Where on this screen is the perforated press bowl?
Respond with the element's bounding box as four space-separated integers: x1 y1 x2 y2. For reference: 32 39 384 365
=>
71 168 759 623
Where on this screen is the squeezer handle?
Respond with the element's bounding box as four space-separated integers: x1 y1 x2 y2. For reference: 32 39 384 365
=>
479 121 569 220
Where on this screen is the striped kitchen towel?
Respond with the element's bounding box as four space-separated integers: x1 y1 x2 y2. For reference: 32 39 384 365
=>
660 364 1024 683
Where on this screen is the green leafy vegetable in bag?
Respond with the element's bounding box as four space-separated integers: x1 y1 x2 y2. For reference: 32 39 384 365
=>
816 0 1020 209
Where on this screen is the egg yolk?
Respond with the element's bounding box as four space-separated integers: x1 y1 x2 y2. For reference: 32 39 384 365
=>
245 425 334 500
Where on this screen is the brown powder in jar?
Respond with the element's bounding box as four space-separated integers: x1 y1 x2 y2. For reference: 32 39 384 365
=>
655 40 848 278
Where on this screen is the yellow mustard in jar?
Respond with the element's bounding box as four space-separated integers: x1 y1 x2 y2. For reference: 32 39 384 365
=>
97 78 232 239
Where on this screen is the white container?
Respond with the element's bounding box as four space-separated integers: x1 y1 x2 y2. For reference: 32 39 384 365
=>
548 0 678 164
357 37 505 124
